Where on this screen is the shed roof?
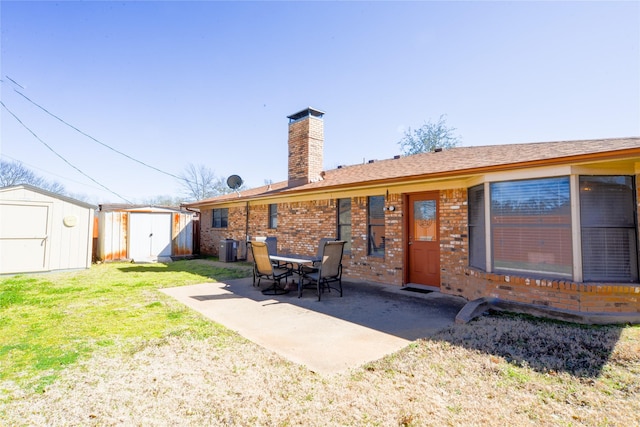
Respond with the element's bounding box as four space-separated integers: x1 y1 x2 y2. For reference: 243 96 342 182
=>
187 137 640 208
0 184 96 210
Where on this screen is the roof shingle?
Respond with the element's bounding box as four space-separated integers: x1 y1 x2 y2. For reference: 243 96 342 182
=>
188 137 640 207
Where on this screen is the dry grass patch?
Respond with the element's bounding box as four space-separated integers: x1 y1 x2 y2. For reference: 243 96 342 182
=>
2 309 638 426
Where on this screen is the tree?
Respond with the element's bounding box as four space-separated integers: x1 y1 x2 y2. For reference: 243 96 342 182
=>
398 114 461 155
0 159 66 195
178 163 245 202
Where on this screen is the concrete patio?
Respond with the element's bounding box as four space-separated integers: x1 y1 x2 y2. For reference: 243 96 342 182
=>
161 278 467 375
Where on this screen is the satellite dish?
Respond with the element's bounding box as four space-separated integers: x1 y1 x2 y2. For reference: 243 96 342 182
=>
226 175 243 190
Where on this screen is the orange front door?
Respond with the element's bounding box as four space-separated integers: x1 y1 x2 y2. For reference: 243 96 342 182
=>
407 192 440 287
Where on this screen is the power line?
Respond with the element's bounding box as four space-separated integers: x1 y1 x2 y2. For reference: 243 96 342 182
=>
1 100 133 203
0 153 108 192
12 87 185 182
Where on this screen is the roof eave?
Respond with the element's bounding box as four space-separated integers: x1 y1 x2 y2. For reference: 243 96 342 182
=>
188 146 640 207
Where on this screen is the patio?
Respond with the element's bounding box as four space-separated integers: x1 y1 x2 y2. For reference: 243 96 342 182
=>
161 278 467 374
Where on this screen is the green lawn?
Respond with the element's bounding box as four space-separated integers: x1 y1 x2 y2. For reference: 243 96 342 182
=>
0 260 251 393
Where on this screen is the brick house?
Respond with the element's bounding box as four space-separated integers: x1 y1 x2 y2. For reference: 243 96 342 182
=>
186 107 640 322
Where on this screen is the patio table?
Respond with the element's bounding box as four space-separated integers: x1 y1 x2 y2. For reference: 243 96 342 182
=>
269 254 318 297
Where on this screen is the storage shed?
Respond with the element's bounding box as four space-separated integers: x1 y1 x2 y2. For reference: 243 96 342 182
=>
97 205 196 263
0 184 95 274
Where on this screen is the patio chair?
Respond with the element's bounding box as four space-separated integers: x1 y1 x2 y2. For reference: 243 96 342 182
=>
300 240 345 301
248 241 292 295
301 237 336 274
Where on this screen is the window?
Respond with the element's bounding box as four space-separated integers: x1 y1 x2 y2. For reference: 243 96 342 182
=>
368 196 385 257
468 185 486 270
490 177 572 277
469 175 639 283
212 208 228 228
268 204 277 229
337 198 352 252
580 176 638 282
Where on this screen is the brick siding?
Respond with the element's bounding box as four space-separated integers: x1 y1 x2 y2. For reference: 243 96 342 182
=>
199 173 640 315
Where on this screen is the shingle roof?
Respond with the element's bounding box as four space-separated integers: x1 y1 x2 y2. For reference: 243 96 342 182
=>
187 137 640 207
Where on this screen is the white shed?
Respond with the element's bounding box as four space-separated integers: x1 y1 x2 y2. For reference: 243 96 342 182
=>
0 184 95 274
97 205 195 263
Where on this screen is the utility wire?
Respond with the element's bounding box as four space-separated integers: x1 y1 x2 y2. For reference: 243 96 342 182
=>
5 75 25 89
1 100 133 203
0 152 107 192
12 87 185 181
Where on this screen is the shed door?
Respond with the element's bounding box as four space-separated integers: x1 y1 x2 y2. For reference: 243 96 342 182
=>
128 213 172 262
0 203 51 274
407 192 440 287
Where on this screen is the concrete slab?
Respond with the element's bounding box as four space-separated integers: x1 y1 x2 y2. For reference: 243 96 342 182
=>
161 278 467 375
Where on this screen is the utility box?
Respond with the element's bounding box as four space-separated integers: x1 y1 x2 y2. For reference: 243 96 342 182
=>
220 239 237 262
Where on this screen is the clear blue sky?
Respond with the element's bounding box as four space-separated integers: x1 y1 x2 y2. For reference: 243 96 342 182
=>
1 1 638 204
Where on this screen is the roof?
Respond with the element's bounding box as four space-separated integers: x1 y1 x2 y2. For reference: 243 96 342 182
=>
0 184 97 209
187 137 640 208
98 204 193 213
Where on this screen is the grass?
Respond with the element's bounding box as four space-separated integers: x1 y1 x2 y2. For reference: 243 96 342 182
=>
0 259 250 392
1 260 638 425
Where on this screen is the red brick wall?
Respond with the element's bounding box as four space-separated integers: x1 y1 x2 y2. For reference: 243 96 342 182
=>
199 195 404 284
199 177 640 315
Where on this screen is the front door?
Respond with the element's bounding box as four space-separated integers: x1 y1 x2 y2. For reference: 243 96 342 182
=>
407 192 440 287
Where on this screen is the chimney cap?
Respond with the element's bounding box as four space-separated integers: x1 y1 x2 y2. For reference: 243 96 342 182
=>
287 107 325 123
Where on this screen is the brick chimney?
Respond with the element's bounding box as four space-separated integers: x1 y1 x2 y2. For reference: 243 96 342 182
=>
287 107 325 187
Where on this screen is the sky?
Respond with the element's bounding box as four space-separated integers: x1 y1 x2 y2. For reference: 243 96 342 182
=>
1 1 638 205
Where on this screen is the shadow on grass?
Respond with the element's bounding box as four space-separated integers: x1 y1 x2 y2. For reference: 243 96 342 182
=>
432 311 625 377
151 264 628 379
116 258 252 282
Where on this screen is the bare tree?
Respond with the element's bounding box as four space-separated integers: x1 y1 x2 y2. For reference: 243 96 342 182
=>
0 159 66 195
398 114 461 155
178 163 244 202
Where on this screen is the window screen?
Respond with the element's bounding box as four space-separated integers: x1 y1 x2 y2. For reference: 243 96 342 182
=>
580 176 638 282
368 196 385 257
490 177 572 277
337 198 352 252
468 185 486 270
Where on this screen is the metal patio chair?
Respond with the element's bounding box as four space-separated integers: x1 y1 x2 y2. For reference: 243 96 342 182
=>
248 241 292 295
300 240 345 301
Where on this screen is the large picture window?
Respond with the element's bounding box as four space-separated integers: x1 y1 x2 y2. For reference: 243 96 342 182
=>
368 196 385 257
580 176 638 282
490 177 572 278
212 208 228 228
337 198 352 252
469 175 639 283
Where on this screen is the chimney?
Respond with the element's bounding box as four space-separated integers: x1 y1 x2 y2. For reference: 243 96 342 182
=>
287 107 325 187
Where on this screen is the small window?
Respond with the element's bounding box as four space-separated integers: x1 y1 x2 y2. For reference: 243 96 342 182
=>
268 204 278 229
212 208 228 228
368 196 385 257
337 198 352 252
468 185 486 270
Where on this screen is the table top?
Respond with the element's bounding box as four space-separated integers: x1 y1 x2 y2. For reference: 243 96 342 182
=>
270 254 318 264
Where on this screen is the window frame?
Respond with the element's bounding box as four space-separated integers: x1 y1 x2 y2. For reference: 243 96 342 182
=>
367 195 385 257
268 204 278 229
489 176 573 278
337 198 352 252
212 208 228 229
468 174 639 283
